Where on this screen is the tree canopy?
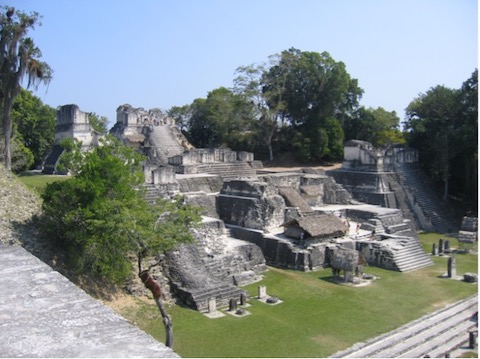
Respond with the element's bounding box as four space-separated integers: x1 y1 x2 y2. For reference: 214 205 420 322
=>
344 106 404 147
41 136 202 283
404 69 478 204
0 6 52 170
11 88 55 169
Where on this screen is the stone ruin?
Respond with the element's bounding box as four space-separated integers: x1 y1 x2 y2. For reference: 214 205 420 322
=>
43 104 463 311
458 216 478 251
328 139 458 234
43 104 104 174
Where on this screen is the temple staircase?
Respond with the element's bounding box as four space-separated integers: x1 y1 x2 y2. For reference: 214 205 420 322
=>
196 162 256 180
394 163 458 233
390 237 433 272
148 125 187 164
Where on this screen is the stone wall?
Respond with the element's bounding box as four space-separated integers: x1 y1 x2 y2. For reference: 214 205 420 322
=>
227 225 330 271
217 180 286 231
343 140 418 172
55 104 95 147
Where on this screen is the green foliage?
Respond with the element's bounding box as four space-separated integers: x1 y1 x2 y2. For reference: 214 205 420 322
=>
0 6 53 170
11 88 56 168
41 136 201 283
178 87 256 150
404 70 477 204
344 106 402 146
88 112 109 133
56 137 84 175
262 48 362 162
10 135 34 172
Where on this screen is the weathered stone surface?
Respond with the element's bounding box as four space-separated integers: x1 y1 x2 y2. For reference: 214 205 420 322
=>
464 273 478 283
0 245 178 358
217 180 285 230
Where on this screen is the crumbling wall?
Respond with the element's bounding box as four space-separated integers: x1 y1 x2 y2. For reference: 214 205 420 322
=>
217 180 285 231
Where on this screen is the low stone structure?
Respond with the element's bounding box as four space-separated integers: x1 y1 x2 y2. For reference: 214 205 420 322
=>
458 216 478 246
329 246 368 283
163 217 265 311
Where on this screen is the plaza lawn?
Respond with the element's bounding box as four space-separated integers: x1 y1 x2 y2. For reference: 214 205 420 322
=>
17 172 69 195
114 233 478 358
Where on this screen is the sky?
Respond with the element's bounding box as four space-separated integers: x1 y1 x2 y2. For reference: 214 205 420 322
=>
9 0 479 127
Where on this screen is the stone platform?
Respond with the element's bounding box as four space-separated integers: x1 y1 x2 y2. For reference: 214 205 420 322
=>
0 245 178 358
331 294 478 358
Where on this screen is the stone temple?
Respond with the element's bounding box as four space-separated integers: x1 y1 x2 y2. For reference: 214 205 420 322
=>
43 103 463 312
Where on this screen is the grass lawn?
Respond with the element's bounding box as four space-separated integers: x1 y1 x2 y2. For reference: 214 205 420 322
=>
113 233 478 358
17 172 69 195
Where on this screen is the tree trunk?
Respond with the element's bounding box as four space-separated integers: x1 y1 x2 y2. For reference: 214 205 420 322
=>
2 94 13 171
138 269 174 349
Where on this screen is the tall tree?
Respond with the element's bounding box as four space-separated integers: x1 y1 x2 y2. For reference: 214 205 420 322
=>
12 88 55 168
262 48 363 161
178 87 256 150
405 85 461 201
344 106 404 147
0 6 52 170
234 55 288 161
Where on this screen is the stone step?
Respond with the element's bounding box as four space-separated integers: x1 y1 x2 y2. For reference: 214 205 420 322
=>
376 302 477 357
399 320 477 358
331 295 477 358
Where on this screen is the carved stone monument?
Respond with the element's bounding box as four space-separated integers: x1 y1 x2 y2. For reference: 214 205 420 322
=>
447 255 456 278
258 285 267 299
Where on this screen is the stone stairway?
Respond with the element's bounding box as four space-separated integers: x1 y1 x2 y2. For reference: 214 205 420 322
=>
331 295 478 358
143 183 179 204
361 219 385 236
395 163 458 233
196 162 256 180
390 237 433 272
148 125 186 164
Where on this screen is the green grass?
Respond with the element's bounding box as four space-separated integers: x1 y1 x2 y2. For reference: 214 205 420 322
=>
16 172 69 195
116 233 477 358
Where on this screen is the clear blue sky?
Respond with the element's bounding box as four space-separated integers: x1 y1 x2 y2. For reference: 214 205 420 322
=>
11 0 478 127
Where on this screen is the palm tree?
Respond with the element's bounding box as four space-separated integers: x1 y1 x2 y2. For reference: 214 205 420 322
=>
0 6 52 170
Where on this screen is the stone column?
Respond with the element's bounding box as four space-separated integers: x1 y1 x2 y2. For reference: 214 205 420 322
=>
447 255 456 278
258 285 267 299
208 297 216 313
229 298 238 312
444 240 450 252
469 331 477 349
240 292 247 306
432 243 437 256
438 239 444 254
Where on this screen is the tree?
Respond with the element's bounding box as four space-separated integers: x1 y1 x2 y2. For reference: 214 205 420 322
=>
405 85 461 201
234 56 288 161
262 48 363 161
179 87 256 150
87 112 109 134
0 6 53 170
41 135 202 347
451 70 478 205
11 88 56 168
344 106 404 147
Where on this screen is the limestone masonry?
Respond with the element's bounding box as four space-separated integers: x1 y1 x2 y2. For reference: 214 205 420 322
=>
40 103 468 312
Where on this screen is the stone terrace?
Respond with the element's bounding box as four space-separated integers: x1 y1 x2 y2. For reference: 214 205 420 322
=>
0 245 178 358
331 294 478 358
